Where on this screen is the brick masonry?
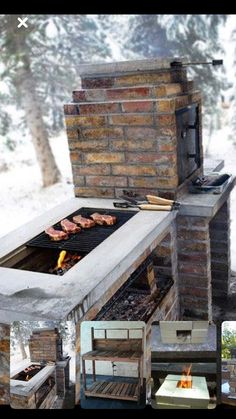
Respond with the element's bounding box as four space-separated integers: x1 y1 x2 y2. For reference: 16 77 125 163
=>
0 324 10 405
210 201 230 298
29 328 62 362
177 199 231 320
64 66 203 200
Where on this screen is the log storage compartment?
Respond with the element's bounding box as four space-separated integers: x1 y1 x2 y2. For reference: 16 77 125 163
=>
82 326 145 402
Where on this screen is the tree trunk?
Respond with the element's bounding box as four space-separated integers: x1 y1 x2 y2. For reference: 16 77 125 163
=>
15 324 27 359
17 66 61 187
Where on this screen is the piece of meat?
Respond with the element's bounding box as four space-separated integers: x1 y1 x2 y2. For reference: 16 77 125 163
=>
60 219 81 234
45 227 69 241
90 213 117 226
72 215 96 228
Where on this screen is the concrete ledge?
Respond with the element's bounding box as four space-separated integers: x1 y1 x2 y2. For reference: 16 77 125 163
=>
0 198 176 322
179 176 236 217
77 57 185 77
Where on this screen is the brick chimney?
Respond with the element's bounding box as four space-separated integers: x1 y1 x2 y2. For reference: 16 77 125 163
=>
64 58 203 200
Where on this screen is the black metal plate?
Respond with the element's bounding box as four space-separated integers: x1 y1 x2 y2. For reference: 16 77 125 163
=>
26 207 137 253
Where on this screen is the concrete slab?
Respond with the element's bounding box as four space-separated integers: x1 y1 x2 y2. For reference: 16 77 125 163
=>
0 198 176 322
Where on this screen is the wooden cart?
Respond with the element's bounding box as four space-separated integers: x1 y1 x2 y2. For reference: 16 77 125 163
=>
82 327 145 402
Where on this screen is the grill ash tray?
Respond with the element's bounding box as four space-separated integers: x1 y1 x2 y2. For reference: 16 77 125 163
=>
26 207 137 253
190 173 232 194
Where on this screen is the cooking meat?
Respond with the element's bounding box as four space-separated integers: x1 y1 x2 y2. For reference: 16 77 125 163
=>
90 213 117 226
72 215 95 228
60 219 81 234
45 227 69 241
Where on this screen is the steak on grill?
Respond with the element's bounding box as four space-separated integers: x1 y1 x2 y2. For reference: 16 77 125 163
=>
45 227 69 241
72 215 95 228
60 219 81 234
90 213 117 226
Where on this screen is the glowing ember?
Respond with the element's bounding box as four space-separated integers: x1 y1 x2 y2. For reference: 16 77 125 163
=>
53 250 81 275
177 364 192 389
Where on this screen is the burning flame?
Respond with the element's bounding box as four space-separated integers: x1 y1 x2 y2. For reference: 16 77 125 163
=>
177 364 192 389
57 250 67 269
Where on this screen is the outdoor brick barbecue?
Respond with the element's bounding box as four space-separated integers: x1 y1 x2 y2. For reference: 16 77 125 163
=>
0 58 235 404
10 328 70 408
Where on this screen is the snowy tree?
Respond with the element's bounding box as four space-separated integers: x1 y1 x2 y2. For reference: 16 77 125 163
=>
126 15 229 138
0 15 111 187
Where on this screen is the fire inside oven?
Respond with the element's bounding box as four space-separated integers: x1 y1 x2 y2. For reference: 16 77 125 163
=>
1 208 136 276
95 256 174 322
176 104 201 184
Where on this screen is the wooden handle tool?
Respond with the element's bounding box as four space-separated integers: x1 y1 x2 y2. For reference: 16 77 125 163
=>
139 204 172 211
146 195 174 205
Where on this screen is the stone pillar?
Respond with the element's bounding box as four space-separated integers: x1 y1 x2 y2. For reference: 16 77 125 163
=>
177 215 212 320
210 201 230 297
0 324 10 405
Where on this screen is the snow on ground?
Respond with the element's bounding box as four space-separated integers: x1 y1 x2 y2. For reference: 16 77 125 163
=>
0 132 74 237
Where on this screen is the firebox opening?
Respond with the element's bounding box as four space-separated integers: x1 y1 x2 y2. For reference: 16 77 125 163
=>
12 364 45 382
95 256 174 322
0 247 84 276
176 330 191 340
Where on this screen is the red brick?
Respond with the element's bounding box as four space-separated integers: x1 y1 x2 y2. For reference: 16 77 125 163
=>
178 253 208 263
175 96 189 109
84 153 125 164
177 228 209 241
126 152 176 165
156 99 175 113
72 90 86 102
158 137 176 152
69 139 108 151
86 176 127 187
112 165 156 176
179 263 209 276
178 241 209 253
66 129 80 140
180 286 209 298
107 87 151 100
74 187 114 197
154 84 182 97
179 275 209 288
156 114 176 126
159 127 177 136
126 127 158 140
69 151 81 163
109 114 153 126
79 103 119 114
82 77 114 89
72 176 85 186
82 127 123 140
65 115 106 127
73 165 110 176
115 72 172 86
110 138 156 151
121 101 153 113
64 104 79 115
128 177 159 188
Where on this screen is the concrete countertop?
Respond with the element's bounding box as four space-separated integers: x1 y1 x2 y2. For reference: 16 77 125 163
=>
0 197 176 323
179 175 236 217
151 324 216 356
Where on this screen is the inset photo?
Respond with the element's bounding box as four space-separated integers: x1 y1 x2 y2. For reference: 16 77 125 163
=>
221 321 236 407
151 321 217 409
80 321 147 409
10 321 76 409
0 323 10 405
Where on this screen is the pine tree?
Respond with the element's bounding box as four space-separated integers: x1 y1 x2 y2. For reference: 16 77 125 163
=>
0 15 111 187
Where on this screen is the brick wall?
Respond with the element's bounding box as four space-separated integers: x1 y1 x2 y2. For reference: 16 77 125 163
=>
64 64 203 200
29 329 62 362
210 201 230 297
0 324 10 405
177 215 212 320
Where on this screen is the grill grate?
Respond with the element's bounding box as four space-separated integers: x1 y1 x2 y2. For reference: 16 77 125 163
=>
26 207 137 253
